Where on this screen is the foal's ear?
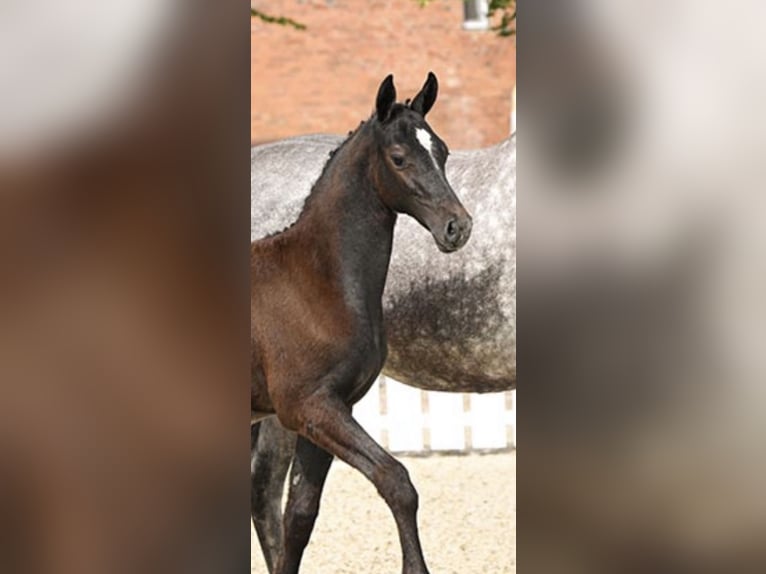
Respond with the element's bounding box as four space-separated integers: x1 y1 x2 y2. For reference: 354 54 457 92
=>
376 74 397 122
411 72 439 117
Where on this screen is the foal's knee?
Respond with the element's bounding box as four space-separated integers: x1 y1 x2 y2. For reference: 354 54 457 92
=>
377 459 419 515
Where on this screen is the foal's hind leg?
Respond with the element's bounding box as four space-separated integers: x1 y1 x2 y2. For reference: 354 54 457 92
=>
294 397 430 574
274 436 333 574
251 419 295 573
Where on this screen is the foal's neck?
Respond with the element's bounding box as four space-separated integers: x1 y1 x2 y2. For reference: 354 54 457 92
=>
300 126 396 321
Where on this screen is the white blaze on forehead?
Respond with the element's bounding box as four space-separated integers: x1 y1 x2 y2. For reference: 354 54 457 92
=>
415 127 440 169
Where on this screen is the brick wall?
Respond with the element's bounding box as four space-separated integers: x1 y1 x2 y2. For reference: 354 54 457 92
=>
251 0 515 148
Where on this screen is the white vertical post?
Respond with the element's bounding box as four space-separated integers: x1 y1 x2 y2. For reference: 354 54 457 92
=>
428 391 465 451
386 377 424 452
354 377 382 443
509 390 517 448
511 84 517 135
470 393 508 449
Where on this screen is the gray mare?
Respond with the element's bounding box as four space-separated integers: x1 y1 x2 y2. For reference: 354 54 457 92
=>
251 133 515 571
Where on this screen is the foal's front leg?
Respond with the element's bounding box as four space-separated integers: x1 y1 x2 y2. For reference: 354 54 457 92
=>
275 435 333 574
293 396 431 574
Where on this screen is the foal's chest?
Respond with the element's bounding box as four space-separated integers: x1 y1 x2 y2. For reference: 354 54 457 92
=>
343 326 387 405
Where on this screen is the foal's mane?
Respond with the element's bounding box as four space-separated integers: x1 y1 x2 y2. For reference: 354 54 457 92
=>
302 103 410 215
260 104 410 241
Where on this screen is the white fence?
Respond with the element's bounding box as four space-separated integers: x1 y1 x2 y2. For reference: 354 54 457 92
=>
354 376 516 454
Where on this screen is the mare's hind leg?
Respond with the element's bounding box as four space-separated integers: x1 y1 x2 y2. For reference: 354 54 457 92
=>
274 436 333 574
252 419 296 573
295 397 430 574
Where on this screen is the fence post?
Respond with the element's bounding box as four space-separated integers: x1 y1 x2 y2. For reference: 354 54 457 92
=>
385 377 424 452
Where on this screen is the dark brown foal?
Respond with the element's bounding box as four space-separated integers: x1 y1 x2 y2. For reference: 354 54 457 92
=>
251 73 471 574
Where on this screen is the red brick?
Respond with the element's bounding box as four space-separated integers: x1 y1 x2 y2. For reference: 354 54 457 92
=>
251 0 516 148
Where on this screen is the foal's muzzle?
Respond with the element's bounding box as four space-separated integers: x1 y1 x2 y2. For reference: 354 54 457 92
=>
438 214 472 252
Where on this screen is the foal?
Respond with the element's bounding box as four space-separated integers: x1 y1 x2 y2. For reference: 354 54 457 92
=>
251 73 471 574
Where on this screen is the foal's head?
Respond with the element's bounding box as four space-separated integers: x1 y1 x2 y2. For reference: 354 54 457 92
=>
371 73 472 253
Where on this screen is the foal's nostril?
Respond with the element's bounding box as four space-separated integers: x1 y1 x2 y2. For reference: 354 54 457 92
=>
445 219 459 243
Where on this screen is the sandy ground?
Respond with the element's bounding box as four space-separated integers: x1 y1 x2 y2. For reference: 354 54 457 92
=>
251 451 516 574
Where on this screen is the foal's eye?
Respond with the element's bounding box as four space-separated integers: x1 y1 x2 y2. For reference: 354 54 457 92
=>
391 154 405 168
